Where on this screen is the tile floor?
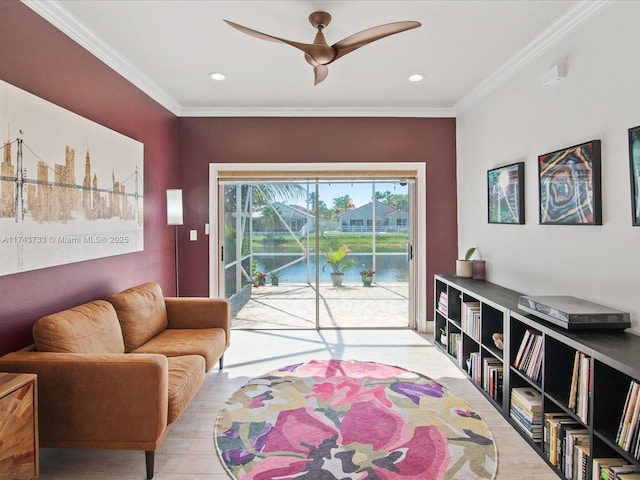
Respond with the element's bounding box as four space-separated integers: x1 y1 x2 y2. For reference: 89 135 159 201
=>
37 329 557 479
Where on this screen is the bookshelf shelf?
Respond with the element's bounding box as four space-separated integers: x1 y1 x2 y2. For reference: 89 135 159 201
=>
434 274 640 479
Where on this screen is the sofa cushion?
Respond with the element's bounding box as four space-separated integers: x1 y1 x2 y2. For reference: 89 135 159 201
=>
33 300 124 354
166 355 205 424
132 328 226 372
107 282 168 352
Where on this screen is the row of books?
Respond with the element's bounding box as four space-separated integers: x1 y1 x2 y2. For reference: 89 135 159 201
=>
437 291 448 317
569 351 591 424
593 457 640 480
543 411 640 479
510 386 542 441
544 412 590 479
461 301 481 341
467 351 481 386
482 356 503 401
616 380 640 458
513 329 543 383
448 333 462 365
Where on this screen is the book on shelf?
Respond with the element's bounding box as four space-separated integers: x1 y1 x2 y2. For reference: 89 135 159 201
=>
555 418 582 475
510 387 542 440
591 458 628 480
569 351 591 424
573 443 591 480
513 329 543 383
448 333 461 361
563 427 589 479
544 413 572 466
461 301 481 340
467 351 481 385
437 291 448 317
608 464 640 479
482 356 503 401
617 380 640 454
617 473 640 479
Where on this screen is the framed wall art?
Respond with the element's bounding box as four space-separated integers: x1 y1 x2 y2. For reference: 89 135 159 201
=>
487 162 525 224
538 140 602 225
0 79 144 276
629 125 640 226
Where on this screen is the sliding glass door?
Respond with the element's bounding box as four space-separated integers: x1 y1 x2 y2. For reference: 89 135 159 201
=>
214 170 419 330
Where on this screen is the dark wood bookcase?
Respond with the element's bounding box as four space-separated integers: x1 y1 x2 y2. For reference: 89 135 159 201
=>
434 274 640 479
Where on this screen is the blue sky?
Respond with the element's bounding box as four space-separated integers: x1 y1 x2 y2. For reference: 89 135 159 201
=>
304 181 408 209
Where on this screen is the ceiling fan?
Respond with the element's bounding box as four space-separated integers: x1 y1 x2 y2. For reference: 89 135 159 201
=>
224 12 421 86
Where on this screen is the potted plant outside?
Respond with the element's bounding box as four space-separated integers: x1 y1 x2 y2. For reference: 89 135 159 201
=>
269 271 280 286
322 245 356 287
455 247 476 278
254 271 266 287
360 269 375 287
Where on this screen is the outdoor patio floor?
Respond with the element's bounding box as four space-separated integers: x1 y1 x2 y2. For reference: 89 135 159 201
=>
231 282 410 329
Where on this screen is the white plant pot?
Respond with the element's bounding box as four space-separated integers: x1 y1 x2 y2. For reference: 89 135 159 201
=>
456 260 473 278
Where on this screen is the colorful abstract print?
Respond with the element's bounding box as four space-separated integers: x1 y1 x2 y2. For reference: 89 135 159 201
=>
215 359 497 479
539 141 601 224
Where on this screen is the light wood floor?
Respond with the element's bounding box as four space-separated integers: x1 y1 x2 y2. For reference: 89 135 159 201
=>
37 329 557 479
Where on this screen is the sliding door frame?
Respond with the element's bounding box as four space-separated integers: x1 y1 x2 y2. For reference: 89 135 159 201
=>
209 162 428 332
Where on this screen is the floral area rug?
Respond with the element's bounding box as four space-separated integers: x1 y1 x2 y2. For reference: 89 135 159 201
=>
215 359 497 480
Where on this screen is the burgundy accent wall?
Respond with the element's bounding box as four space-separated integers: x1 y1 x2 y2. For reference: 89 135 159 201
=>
0 1 179 355
178 117 458 319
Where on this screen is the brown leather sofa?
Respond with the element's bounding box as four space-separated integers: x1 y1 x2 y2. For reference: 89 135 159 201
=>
0 282 230 479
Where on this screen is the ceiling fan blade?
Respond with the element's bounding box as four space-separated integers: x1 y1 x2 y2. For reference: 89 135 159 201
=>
314 65 329 86
224 19 335 64
331 21 421 62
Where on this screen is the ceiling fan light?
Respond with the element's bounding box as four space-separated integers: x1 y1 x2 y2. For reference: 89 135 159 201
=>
209 72 226 81
409 73 424 82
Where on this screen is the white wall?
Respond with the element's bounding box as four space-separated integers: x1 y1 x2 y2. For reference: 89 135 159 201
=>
456 2 640 332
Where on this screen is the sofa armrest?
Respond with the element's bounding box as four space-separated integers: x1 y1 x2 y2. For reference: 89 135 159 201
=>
164 297 230 346
0 350 169 448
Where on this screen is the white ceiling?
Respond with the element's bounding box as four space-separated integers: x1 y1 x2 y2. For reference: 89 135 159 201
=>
24 0 609 117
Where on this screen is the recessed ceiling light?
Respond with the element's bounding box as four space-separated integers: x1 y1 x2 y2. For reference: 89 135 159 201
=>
408 73 424 82
209 72 226 81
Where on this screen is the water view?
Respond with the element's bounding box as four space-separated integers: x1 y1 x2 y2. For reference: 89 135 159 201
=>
252 253 409 284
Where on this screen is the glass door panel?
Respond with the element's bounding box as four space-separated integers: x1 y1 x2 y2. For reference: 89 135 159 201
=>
220 179 412 330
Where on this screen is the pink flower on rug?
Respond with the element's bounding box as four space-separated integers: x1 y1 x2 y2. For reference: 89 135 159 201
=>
312 379 392 409
298 358 407 379
340 399 408 449
379 425 451 479
261 407 337 455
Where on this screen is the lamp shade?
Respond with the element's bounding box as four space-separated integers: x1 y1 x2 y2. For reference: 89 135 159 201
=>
166 189 183 225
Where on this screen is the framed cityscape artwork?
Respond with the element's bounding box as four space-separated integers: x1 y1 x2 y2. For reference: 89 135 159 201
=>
629 125 640 226
538 140 602 225
487 162 525 224
0 79 144 276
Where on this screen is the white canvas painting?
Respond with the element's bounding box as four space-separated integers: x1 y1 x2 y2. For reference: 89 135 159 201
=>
0 79 144 276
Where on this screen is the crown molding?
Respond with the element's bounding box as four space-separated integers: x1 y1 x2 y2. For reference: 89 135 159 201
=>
454 0 612 115
23 0 611 119
179 106 456 118
22 0 182 116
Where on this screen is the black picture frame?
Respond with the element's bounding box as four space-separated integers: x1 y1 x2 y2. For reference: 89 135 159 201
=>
629 125 640 226
538 140 602 225
487 162 525 224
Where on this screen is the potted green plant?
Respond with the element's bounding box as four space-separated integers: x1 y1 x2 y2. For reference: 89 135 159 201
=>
440 327 448 346
269 271 280 286
322 245 356 286
456 247 476 278
360 268 375 287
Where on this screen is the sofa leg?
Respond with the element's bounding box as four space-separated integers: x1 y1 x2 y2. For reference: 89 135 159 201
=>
219 355 224 370
145 450 154 479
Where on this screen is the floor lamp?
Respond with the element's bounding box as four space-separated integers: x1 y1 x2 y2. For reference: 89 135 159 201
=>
166 189 183 296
